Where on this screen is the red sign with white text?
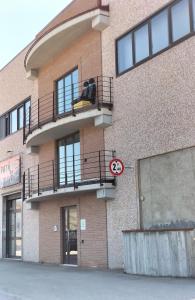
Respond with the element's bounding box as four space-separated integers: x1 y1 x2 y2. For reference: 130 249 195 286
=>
0 155 20 188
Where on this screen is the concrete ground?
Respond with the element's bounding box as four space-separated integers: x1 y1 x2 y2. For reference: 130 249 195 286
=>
0 261 195 300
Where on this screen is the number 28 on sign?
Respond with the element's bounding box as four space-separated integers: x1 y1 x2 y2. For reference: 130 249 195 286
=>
109 158 125 176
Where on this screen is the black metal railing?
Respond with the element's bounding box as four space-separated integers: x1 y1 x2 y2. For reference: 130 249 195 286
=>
23 150 116 200
23 76 113 143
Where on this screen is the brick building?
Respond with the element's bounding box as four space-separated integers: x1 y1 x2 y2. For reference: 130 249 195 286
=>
0 0 195 275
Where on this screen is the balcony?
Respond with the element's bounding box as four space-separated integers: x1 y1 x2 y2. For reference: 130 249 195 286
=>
25 6 109 79
24 76 113 147
23 150 116 202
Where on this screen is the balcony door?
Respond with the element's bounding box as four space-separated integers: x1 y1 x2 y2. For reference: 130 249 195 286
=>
57 133 81 187
56 68 78 115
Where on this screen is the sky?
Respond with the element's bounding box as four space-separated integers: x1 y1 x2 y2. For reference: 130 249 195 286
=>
0 0 72 69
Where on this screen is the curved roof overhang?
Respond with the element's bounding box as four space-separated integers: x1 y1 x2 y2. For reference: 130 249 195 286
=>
25 7 109 79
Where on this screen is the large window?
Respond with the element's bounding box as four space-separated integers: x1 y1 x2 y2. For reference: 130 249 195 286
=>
135 24 149 63
18 106 24 129
24 100 31 126
117 33 133 74
10 109 17 134
171 0 190 41
151 9 169 54
0 98 31 140
57 133 80 186
193 0 195 30
116 0 195 75
56 68 78 115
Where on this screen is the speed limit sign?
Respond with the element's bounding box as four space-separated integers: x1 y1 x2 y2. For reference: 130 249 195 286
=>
109 158 125 176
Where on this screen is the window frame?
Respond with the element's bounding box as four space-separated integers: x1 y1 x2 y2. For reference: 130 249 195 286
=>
10 109 18 134
56 132 80 187
55 67 79 115
116 0 195 77
117 33 134 74
0 97 31 140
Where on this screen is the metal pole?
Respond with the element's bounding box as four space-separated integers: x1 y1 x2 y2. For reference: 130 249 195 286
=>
28 106 31 134
53 91 55 122
38 98 40 128
72 83 76 117
99 150 103 186
23 172 25 201
97 76 101 111
52 160 56 192
23 124 25 145
28 168 30 198
109 77 112 104
73 153 76 189
38 164 40 196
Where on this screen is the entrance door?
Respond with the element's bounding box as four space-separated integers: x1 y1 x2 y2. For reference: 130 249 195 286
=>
62 206 78 265
6 198 22 258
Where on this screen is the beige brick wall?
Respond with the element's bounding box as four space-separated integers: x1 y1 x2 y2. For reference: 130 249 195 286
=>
39 192 108 268
0 46 39 262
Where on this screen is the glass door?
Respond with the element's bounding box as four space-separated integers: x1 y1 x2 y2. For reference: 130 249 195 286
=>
57 133 81 187
6 198 22 258
56 69 78 115
62 206 78 265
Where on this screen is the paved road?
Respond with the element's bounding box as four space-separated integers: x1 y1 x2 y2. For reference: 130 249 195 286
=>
0 260 195 300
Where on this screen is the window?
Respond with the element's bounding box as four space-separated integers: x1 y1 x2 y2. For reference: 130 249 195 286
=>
0 98 31 140
135 24 149 63
117 33 133 74
116 0 194 76
151 10 169 54
10 109 17 134
24 100 31 126
56 69 78 115
57 133 80 186
192 0 195 30
0 117 5 140
18 106 24 129
171 0 190 41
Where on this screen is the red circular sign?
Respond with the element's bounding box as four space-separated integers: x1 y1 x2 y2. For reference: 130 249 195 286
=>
109 158 125 176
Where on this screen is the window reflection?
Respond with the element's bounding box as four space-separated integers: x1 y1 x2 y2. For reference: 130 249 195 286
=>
58 133 80 187
192 0 195 30
10 109 17 133
171 0 190 41
56 69 78 114
135 24 149 63
116 0 194 75
117 33 133 73
151 10 169 54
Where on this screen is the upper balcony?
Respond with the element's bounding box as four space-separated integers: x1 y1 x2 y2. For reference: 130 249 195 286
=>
25 5 109 79
23 76 113 147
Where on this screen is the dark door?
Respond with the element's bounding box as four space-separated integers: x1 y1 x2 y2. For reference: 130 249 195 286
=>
6 198 22 258
62 206 78 265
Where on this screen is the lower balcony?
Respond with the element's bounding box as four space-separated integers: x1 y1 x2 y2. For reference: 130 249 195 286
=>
24 76 113 147
23 150 116 203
